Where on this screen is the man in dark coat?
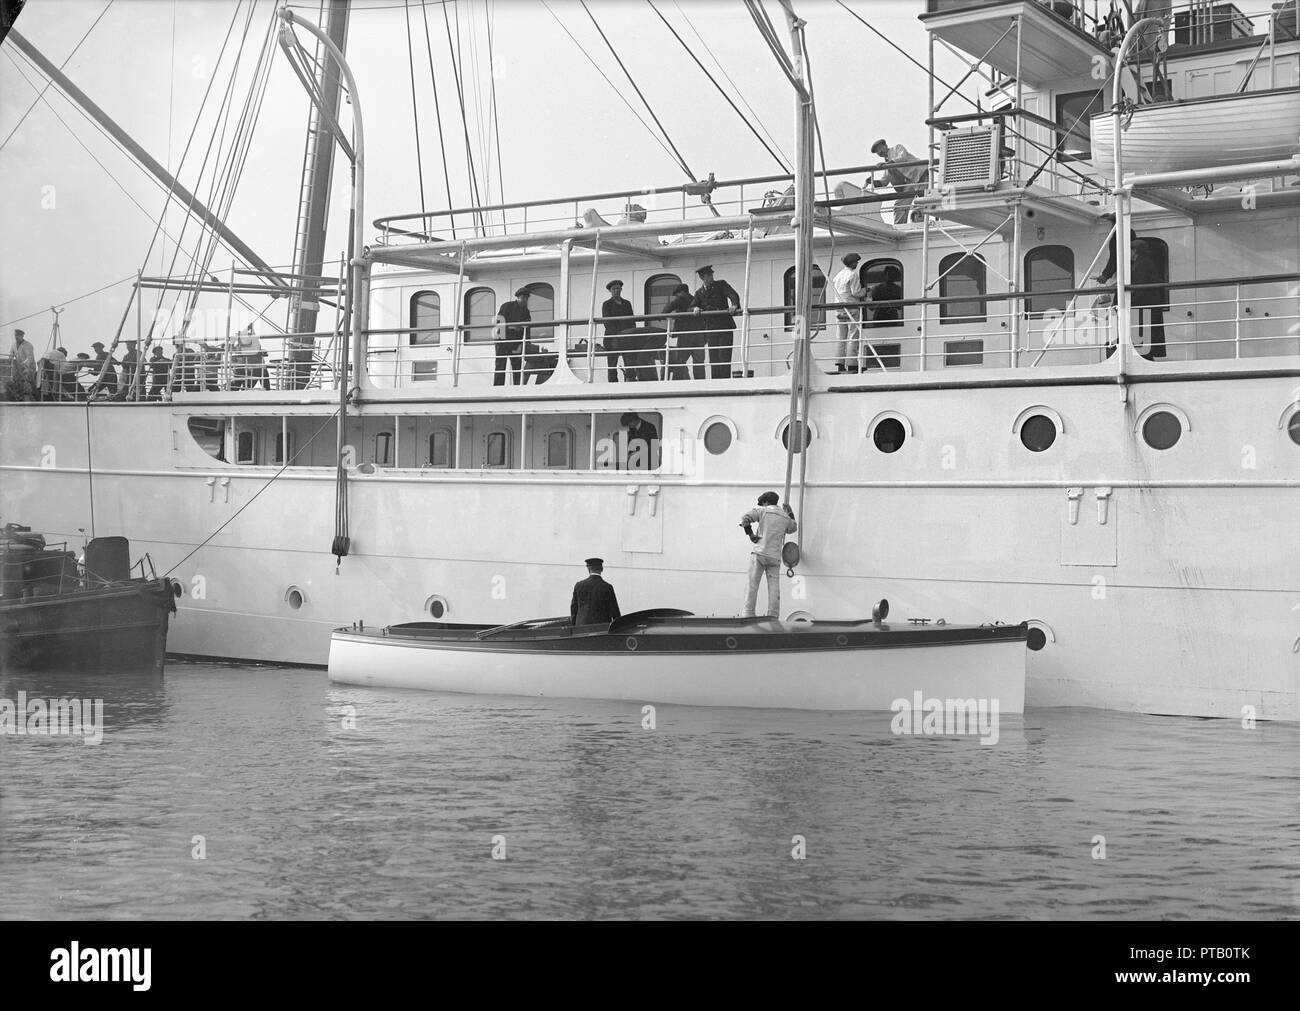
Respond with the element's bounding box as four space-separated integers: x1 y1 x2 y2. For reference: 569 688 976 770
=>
1097 228 1167 360
148 346 171 400
620 411 659 470
90 342 118 396
570 557 621 626
493 288 531 386
690 265 742 379
665 283 706 380
601 280 636 381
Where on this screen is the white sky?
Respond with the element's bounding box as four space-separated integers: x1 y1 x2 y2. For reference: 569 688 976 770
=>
0 0 949 352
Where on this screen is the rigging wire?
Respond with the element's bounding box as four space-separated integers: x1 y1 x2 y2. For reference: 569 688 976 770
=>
419 0 456 237
404 0 428 216
0 0 115 153
539 0 685 177
647 0 789 174
670 0 790 168
165 0 176 281
578 0 696 182
0 274 137 331
441 0 485 232
486 0 505 226
1 46 292 335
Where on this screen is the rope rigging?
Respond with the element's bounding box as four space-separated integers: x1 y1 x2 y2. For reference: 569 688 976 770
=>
441 0 486 233
403 0 428 217
671 0 790 170
419 0 457 237
646 0 789 174
0 0 114 153
578 0 696 183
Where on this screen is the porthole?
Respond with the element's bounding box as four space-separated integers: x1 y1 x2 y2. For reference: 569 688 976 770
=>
1288 412 1300 447
1019 414 1057 453
781 421 812 453
787 610 814 623
703 421 733 455
285 586 306 610
1142 410 1182 450
873 417 906 454
424 594 450 619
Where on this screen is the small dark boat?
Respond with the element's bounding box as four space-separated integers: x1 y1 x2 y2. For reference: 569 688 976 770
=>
0 524 180 675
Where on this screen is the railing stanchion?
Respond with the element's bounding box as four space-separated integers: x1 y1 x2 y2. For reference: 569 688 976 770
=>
741 216 754 377
1234 282 1242 359
452 240 467 387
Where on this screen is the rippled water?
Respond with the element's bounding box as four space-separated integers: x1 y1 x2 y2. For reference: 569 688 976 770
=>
1 663 1296 920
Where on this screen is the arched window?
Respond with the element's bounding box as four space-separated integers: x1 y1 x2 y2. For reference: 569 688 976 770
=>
544 428 573 469
861 258 904 327
463 286 496 342
274 430 295 464
485 430 511 468
410 290 440 345
236 429 256 465
522 282 554 340
939 252 987 323
645 273 681 323
783 264 828 327
428 429 454 468
1025 245 1074 317
374 431 394 467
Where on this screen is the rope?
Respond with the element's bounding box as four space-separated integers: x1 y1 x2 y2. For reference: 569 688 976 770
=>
165 408 343 577
540 0 686 176
579 0 696 181
486 0 506 226
647 0 789 174
419 0 456 237
404 0 427 216
0 275 135 330
0 0 114 153
672 0 790 169
441 0 485 232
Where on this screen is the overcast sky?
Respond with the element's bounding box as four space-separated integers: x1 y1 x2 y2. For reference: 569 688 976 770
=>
0 0 946 352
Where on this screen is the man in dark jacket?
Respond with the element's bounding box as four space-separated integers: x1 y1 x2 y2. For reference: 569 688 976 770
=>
493 288 531 386
690 265 741 379
666 283 706 380
601 280 636 381
571 557 621 626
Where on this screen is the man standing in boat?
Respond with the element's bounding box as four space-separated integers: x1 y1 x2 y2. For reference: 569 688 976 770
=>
493 287 531 386
740 492 797 619
570 558 621 627
690 265 741 379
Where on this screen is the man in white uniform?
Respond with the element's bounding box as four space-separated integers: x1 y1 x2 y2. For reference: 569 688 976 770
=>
739 491 798 619
831 252 866 372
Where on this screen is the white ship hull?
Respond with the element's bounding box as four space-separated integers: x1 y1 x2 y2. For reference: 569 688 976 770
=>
327 625 1028 712
3 367 1296 721
1091 88 1300 176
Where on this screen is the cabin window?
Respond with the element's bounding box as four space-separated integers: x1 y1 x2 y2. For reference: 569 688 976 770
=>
187 417 227 461
861 258 904 327
428 429 453 468
645 273 681 322
1019 414 1058 452
784 265 828 327
1025 245 1074 317
522 282 555 340
781 420 812 453
485 430 510 468
410 290 440 345
544 428 573 469
944 339 984 367
872 417 906 454
938 253 987 323
861 343 902 370
274 430 295 464
1288 412 1300 448
1055 90 1103 163
1142 411 1181 450
374 431 394 466
703 421 733 455
412 361 438 382
235 429 256 464
463 287 496 342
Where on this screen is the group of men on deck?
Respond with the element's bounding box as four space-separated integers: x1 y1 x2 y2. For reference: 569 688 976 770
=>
600 265 742 382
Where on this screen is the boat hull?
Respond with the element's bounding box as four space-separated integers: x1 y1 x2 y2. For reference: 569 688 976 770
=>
327 623 1028 712
1090 88 1300 176
0 579 178 676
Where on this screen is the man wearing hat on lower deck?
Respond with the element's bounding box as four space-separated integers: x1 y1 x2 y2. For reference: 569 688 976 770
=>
690 265 741 380
831 253 866 372
601 280 636 382
570 557 621 627
10 329 37 400
493 287 532 386
90 341 118 396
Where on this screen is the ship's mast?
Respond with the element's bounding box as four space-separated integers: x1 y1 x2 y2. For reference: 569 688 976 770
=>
287 0 351 337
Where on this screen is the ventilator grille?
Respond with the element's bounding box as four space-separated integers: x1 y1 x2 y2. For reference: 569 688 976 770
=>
940 126 1000 189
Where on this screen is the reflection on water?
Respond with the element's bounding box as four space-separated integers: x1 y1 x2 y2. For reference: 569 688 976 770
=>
0 663 1296 919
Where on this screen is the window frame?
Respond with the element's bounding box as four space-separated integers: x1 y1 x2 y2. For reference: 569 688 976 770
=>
462 286 497 343
938 252 988 324
1055 89 1104 164
1024 245 1075 318
409 290 441 346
